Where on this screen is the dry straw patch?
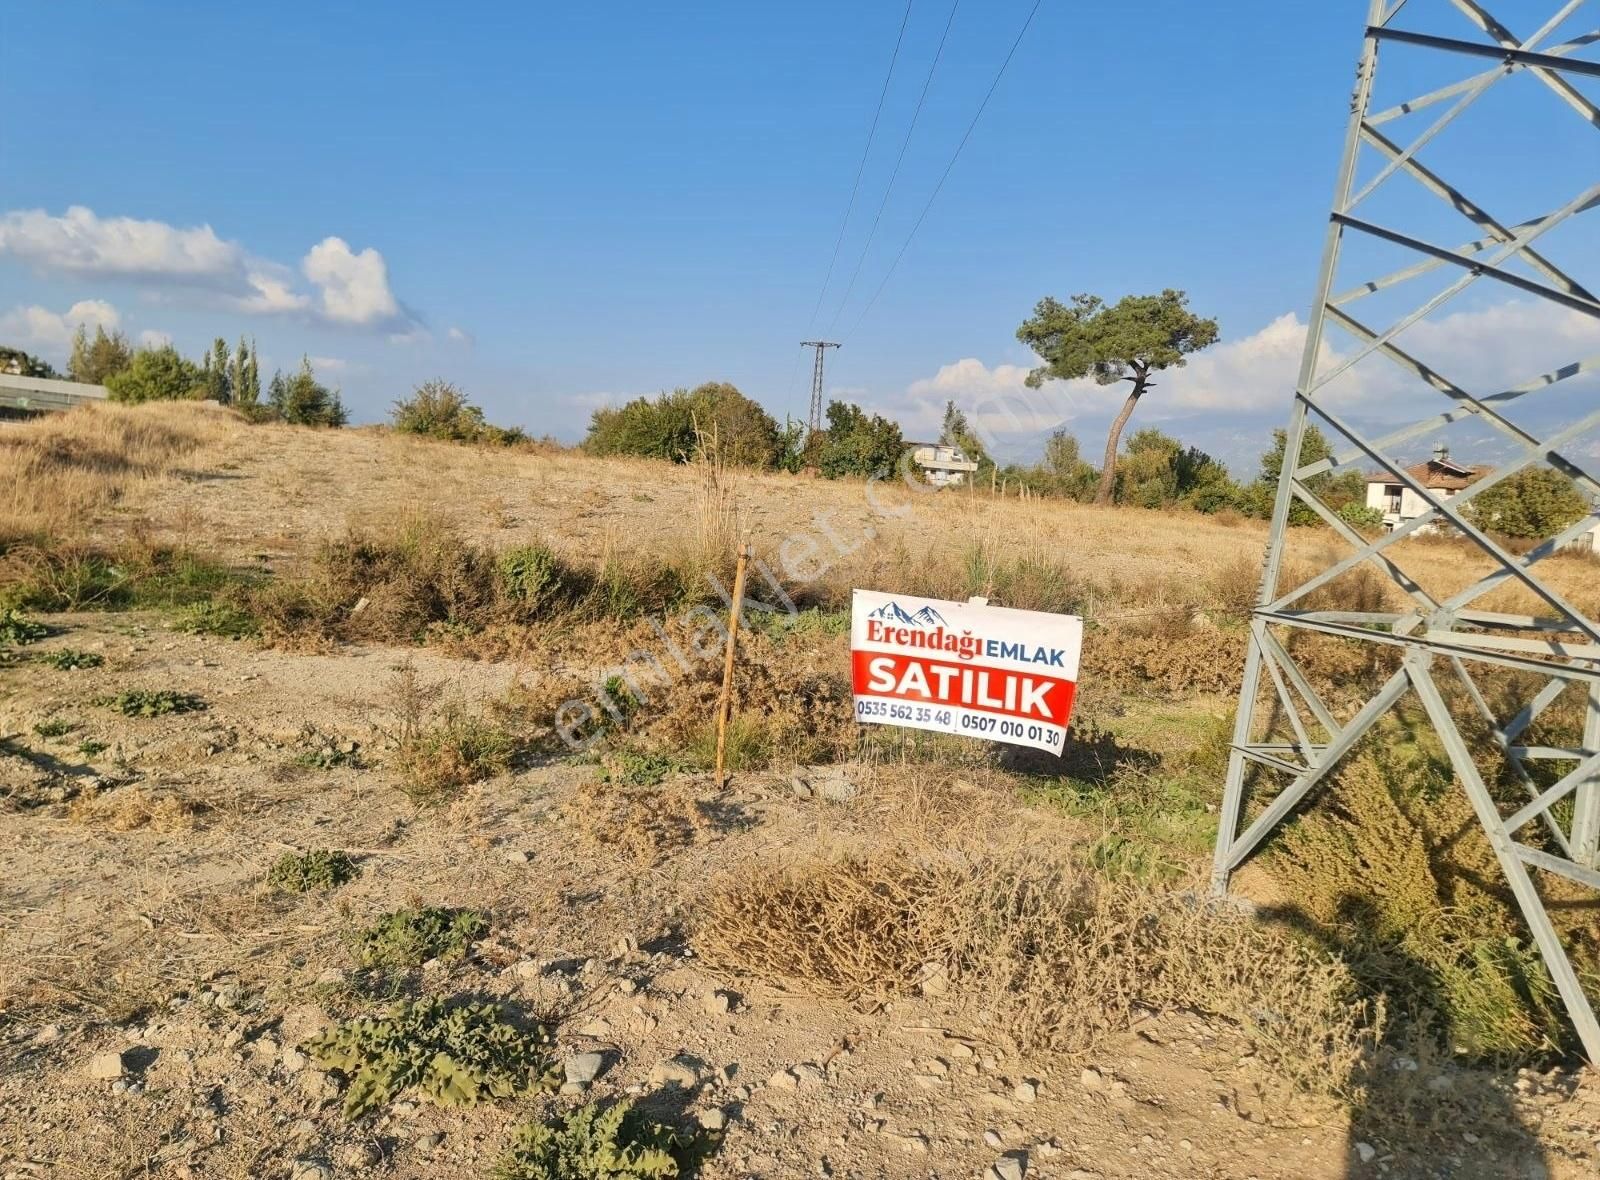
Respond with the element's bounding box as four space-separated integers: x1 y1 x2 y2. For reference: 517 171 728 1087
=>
68 784 201 832
695 841 1379 1097
0 400 237 544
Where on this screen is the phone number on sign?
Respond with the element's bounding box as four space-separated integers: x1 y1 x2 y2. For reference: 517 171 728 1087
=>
854 700 953 726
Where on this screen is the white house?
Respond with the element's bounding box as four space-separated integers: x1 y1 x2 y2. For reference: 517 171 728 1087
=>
1365 444 1492 532
909 442 980 488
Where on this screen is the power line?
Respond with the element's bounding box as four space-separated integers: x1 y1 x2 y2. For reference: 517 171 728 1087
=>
823 0 962 335
803 0 916 334
845 0 1043 342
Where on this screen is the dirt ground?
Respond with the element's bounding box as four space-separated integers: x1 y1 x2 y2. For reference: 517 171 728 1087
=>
2 612 1598 1180
4 409 1600 1179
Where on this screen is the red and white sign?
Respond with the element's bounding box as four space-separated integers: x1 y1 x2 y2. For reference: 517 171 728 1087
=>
850 589 1082 755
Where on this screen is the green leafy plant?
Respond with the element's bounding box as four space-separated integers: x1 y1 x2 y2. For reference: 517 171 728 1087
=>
355 906 488 971
268 849 360 893
497 1100 710 1180
96 689 205 717
39 648 104 670
170 600 259 639
77 739 109 757
0 609 48 646
600 748 683 787
288 725 363 770
301 997 555 1119
32 718 75 739
498 543 573 614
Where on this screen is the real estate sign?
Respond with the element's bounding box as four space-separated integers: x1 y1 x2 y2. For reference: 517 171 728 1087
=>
849 589 1082 755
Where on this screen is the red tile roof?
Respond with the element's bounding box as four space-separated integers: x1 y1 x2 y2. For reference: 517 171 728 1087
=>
1365 458 1492 491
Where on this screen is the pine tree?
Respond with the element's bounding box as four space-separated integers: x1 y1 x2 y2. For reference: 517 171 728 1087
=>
242 339 260 409
204 337 231 403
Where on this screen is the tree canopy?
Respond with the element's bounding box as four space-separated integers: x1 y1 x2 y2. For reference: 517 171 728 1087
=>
393 379 526 445
1016 289 1218 504
816 400 905 479
0 345 58 379
104 345 206 403
584 382 782 467
67 325 133 385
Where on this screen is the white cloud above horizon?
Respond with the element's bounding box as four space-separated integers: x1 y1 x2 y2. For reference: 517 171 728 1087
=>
0 298 121 352
0 206 415 333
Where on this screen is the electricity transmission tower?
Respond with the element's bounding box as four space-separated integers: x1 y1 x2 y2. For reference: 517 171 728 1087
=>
801 340 840 435
1213 0 1600 1063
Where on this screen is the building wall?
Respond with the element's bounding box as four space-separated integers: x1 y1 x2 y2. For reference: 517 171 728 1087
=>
1366 482 1457 529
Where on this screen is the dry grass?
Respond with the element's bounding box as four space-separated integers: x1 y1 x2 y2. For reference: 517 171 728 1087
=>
695 840 1380 1098
68 783 201 831
0 400 237 545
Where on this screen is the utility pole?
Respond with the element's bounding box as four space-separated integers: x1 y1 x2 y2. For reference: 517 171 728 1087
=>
800 341 840 435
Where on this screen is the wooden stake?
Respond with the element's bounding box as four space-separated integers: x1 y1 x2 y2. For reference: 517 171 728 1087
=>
714 539 751 786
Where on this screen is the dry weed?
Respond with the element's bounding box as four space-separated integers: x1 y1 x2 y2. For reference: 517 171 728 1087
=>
564 777 714 866
695 843 1379 1097
68 784 200 831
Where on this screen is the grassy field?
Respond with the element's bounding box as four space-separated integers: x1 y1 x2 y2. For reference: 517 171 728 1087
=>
2 402 1598 1178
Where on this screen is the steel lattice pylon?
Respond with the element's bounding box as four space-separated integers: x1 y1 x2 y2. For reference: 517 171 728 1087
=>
1213 0 1600 1062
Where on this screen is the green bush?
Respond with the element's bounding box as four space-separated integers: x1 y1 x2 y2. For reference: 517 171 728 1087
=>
392 380 527 445
584 382 781 467
814 400 905 480
497 1100 710 1180
96 689 205 717
355 906 488 971
33 717 75 739
0 609 47 646
302 997 556 1119
104 345 206 403
1337 501 1385 531
38 648 104 670
268 849 360 893
498 544 575 615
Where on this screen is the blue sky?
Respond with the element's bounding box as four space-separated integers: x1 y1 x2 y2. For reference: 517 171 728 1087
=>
3 1 1597 475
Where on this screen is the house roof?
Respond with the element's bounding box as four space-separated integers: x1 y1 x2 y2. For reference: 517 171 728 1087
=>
1365 457 1493 491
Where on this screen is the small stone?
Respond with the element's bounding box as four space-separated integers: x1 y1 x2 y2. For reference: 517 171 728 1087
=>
290 1164 331 1180
790 775 814 799
340 1143 381 1168
32 1023 64 1045
768 1069 798 1091
416 1132 444 1151
791 1062 826 1087
984 1130 1004 1148
314 968 346 988
87 1050 127 1080
1355 1142 1377 1164
697 1108 728 1131
916 961 949 997
991 1158 1024 1180
1079 1067 1104 1090
1179 1139 1193 1152
213 983 244 1010
947 1041 974 1059
504 849 530 864
566 1052 606 1086
1462 1133 1480 1145
1013 1080 1038 1103
222 1029 245 1050
648 1055 702 1089
1037 1139 1063 1158
279 1047 308 1074
703 990 732 1016
892 1132 929 1153
617 979 638 996
817 777 858 803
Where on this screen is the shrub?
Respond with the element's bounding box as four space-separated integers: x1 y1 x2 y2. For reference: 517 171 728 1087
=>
497 543 576 616
393 704 518 802
584 382 781 467
497 1100 710 1180
1337 501 1385 531
814 400 904 479
0 608 47 646
96 688 204 717
392 379 526 445
38 647 104 670
264 358 347 427
301 997 556 1119
104 345 206 404
33 718 75 739
268 849 360 893
355 906 488 971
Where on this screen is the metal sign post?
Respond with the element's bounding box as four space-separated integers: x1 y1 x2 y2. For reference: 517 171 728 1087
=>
1214 0 1600 1063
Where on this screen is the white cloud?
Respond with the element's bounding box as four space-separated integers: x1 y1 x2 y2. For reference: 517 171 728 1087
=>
139 328 172 349
447 325 475 346
0 298 120 352
307 355 348 373
303 237 401 326
0 206 240 281
0 206 415 332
